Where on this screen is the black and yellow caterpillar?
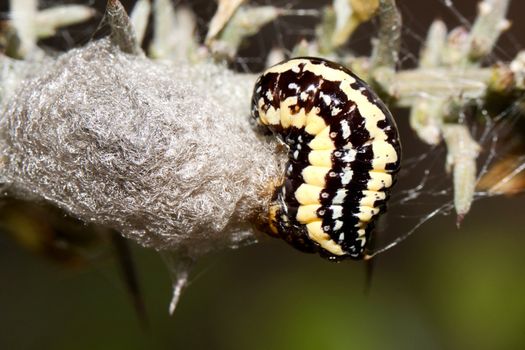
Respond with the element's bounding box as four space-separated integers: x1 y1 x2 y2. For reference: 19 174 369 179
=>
252 57 401 260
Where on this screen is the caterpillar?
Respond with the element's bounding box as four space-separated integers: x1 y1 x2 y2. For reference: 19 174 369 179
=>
252 57 401 260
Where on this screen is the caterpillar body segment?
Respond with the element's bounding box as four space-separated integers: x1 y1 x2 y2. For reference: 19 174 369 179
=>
252 57 401 260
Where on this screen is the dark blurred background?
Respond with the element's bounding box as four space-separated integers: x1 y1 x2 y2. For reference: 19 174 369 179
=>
1 0 525 349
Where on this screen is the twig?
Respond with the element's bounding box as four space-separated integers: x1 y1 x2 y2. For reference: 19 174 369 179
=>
370 0 401 71
409 20 448 145
442 124 481 225
130 0 151 45
383 67 492 106
205 0 246 45
467 0 511 62
8 0 96 57
149 0 198 61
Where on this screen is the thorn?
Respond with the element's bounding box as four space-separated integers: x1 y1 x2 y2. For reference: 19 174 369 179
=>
169 269 189 315
159 250 195 315
456 213 465 228
110 231 149 330
106 0 143 55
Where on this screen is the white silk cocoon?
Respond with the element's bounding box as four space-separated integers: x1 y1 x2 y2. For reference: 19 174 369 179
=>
0 39 285 254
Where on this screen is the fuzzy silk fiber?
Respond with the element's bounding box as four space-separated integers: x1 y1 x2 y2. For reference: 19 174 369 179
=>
0 39 285 254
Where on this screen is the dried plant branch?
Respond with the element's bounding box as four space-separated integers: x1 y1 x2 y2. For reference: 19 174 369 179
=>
372 0 518 221
2 0 523 243
2 0 525 312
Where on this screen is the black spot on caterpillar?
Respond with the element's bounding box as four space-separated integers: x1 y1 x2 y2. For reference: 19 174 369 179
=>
252 57 401 260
